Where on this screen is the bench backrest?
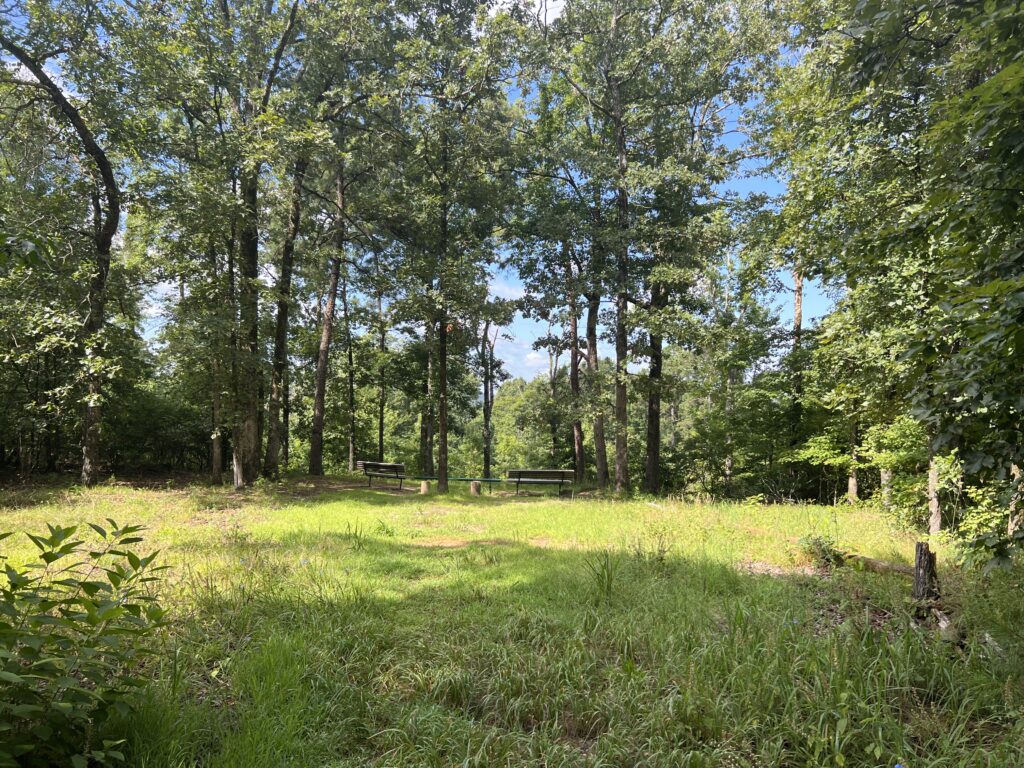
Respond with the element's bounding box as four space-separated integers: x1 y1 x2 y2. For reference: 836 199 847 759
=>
359 461 405 476
507 469 574 481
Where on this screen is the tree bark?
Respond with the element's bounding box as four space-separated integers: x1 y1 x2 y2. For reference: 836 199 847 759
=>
790 265 804 438
481 323 495 478
377 291 386 463
609 43 630 494
420 321 435 476
340 261 357 472
1010 464 1023 536
643 281 667 494
232 170 262 488
879 467 893 511
0 35 122 487
585 290 609 486
928 449 942 535
567 280 585 484
847 423 859 503
548 347 559 463
264 158 306 478
308 257 341 475
438 305 449 492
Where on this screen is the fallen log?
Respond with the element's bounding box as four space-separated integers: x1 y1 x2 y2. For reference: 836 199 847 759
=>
840 553 914 576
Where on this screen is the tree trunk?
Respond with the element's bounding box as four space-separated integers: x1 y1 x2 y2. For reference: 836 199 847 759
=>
585 290 609 486
847 423 859 503
928 448 942 535
643 281 667 494
438 305 449 492
1010 464 1023 536
437 123 451 494
790 265 804 440
609 52 630 494
723 363 737 494
308 257 341 475
282 367 290 467
420 321 435 476
232 170 262 488
0 37 122 487
377 292 386 463
566 249 585 483
341 262 357 472
481 324 495 479
211 362 224 484
548 348 559 463
264 158 306 479
879 467 893 511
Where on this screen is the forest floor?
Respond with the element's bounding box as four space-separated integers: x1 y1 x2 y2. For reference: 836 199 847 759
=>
2 476 1022 767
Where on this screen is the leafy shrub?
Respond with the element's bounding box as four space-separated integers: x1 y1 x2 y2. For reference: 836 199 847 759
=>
959 528 1024 575
0 521 167 767
797 534 846 569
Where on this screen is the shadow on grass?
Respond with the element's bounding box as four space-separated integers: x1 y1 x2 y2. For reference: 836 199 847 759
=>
118 526 1024 768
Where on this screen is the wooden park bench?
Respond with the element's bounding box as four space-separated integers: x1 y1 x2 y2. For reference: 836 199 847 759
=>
357 461 409 489
506 469 575 498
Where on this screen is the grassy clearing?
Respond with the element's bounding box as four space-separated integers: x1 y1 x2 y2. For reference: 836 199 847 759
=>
2 476 1022 767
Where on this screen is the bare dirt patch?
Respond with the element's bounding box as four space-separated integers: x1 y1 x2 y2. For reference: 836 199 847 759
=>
738 559 818 577
413 537 517 549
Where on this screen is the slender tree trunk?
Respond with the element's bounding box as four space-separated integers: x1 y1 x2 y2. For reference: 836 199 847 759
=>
340 262 357 472
481 323 494 479
847 422 859 503
232 170 261 488
790 265 804 439
282 367 290 467
264 158 306 478
377 292 386 463
438 306 449 492
548 348 559 463
420 320 435 476
568 287 585 483
436 122 451 493
211 362 224 483
928 448 942 535
879 467 893 511
643 282 667 494
585 290 609 486
724 367 736 494
609 58 630 494
207 238 225 484
308 257 341 475
1009 463 1022 536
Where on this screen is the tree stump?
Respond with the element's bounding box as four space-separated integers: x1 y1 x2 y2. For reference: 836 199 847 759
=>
469 481 482 496
912 541 939 603
420 481 429 495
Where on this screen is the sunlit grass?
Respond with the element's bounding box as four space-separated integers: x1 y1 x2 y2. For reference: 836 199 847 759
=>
1 475 1021 767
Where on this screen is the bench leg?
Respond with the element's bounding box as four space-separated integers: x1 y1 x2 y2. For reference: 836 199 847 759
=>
368 476 372 487
399 478 404 491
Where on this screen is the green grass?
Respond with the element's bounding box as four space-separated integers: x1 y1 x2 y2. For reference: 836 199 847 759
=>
2 476 1023 767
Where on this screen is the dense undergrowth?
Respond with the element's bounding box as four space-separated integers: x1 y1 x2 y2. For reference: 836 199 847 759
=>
1 476 1022 767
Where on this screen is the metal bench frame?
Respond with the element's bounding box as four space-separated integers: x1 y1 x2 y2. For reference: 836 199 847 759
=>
506 469 575 498
357 461 409 489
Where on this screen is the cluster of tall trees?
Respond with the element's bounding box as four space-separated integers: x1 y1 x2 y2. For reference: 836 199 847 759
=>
1 0 1020 541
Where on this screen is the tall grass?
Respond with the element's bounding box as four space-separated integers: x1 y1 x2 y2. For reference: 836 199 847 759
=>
2 477 1021 767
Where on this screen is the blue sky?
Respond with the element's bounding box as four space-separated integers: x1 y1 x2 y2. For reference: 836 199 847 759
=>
492 108 833 380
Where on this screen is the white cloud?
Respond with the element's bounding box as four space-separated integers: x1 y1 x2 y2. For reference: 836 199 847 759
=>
489 276 525 300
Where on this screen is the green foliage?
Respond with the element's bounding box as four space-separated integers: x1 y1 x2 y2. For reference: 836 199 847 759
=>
0 521 167 766
797 533 845 569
